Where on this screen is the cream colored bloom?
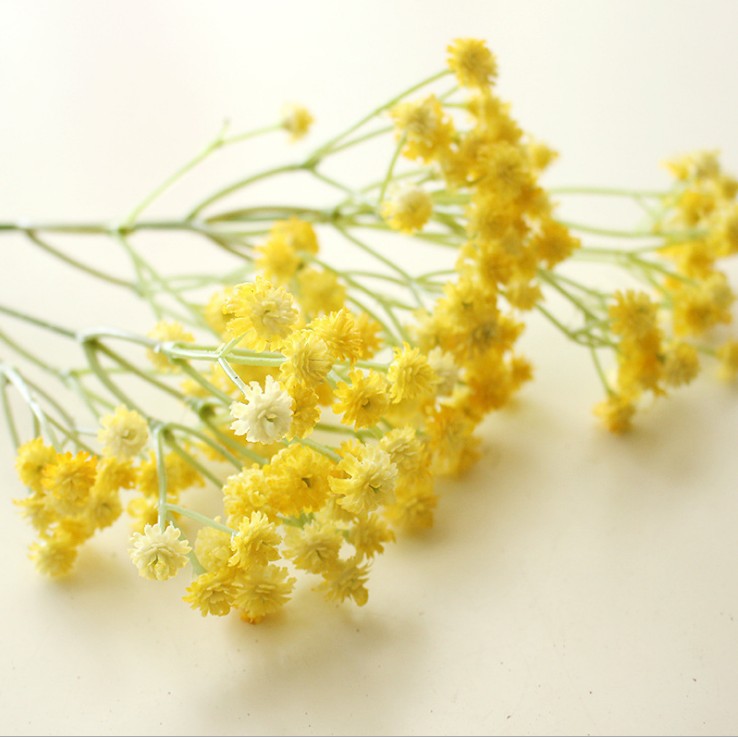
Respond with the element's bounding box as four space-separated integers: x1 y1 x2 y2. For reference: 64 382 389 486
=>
98 405 149 459
129 523 191 581
230 375 293 444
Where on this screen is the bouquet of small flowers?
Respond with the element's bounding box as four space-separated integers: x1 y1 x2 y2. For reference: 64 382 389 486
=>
2 38 736 623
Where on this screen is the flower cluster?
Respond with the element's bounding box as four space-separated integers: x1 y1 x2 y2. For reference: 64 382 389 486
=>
2 38 736 623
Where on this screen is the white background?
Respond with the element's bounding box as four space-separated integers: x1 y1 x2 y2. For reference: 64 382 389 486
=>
1 1 738 735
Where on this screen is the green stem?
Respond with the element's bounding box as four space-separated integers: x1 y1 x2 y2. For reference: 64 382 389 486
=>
25 231 136 290
165 433 223 487
309 69 450 160
0 376 20 448
0 302 76 339
187 164 302 221
165 502 236 534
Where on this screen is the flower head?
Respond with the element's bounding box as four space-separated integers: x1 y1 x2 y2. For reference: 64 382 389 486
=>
330 442 398 516
230 375 293 444
224 276 299 349
447 38 497 88
281 103 314 141
381 185 433 234
146 321 195 371
128 523 191 581
98 405 149 459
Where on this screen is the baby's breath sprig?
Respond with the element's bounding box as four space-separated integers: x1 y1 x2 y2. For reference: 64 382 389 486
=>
1 38 736 622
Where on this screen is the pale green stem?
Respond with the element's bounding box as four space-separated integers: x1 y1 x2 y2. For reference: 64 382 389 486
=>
559 219 704 241
83 342 148 417
153 425 169 527
172 359 233 405
589 346 614 395
166 421 242 469
548 186 669 198
0 302 76 339
165 433 223 487
96 343 188 404
199 413 266 465
125 120 231 227
377 132 406 205
0 376 20 448
308 69 450 160
296 436 341 463
25 231 135 290
539 270 599 322
321 125 394 158
1 365 54 444
187 164 302 221
45 414 95 454
165 502 236 534
334 225 425 309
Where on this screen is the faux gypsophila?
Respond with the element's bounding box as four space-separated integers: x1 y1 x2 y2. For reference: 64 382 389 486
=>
2 38 737 623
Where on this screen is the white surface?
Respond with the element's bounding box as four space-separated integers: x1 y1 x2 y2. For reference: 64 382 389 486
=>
1 2 738 735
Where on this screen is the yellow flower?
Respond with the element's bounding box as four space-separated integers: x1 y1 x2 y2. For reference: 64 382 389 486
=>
309 308 364 362
663 342 700 387
447 38 497 88
353 312 384 359
85 483 123 530
284 518 344 574
255 236 300 284
387 343 438 403
42 451 98 517
194 525 234 571
593 393 637 434
146 320 195 372
223 276 299 350
381 185 433 234
296 267 346 315
128 523 191 581
379 427 428 477
281 103 314 141
391 95 454 163
330 442 397 516
13 493 55 534
525 136 559 173
426 404 480 477
270 217 319 255
15 437 56 493
279 330 334 387
717 340 738 381
609 290 660 342
333 370 390 428
98 405 149 459
234 564 296 624
203 287 235 336
671 272 734 337
317 555 370 607
530 219 580 268
284 379 322 440
346 513 395 559
222 466 272 527
267 444 332 514
29 531 79 577
184 568 238 617
228 511 281 570
385 477 438 532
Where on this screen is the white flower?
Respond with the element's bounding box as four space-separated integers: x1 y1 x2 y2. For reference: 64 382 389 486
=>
230 375 293 444
128 523 191 581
